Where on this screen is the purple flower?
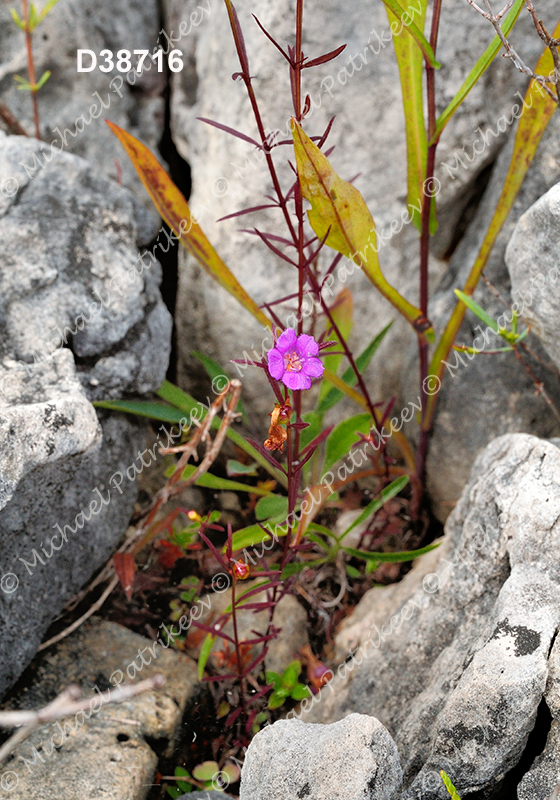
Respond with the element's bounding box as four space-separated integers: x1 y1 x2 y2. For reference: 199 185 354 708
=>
267 329 324 391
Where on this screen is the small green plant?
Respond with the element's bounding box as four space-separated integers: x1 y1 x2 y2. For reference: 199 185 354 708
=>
441 770 461 799
165 761 240 798
265 660 311 710
10 0 61 138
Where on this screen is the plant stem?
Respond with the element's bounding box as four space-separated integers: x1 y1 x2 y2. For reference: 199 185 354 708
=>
21 0 41 139
415 0 443 488
230 573 248 731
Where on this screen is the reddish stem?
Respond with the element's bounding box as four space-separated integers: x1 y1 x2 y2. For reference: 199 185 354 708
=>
21 0 41 139
415 0 443 489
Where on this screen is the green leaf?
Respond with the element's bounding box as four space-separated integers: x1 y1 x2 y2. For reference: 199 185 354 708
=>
280 561 312 579
174 766 193 794
198 633 214 680
265 671 281 687
230 524 275 552
342 542 440 562
227 459 258 477
440 770 462 800
35 70 51 90
166 788 183 799
255 494 289 521
346 564 362 578
268 691 287 709
323 413 372 475
454 290 499 333
14 75 33 90
379 0 440 67
10 9 25 29
291 683 311 701
38 0 61 22
192 762 219 782
340 476 409 541
431 0 524 144
179 464 272 495
317 322 393 414
94 399 189 424
385 0 430 232
282 661 302 689
28 3 39 30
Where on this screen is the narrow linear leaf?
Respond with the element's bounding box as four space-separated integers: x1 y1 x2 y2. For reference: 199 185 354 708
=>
440 771 462 800
106 121 270 330
292 119 434 342
342 542 440 562
385 0 429 232
180 464 272 495
454 290 498 332
198 633 215 680
379 0 439 67
340 475 409 540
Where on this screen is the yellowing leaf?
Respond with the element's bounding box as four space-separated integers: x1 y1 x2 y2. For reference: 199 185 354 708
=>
106 121 271 330
385 0 430 232
291 119 434 342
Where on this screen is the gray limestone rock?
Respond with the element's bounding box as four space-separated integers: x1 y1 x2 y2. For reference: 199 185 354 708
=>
0 133 172 401
167 0 543 419
299 434 560 798
239 713 402 800
0 350 146 698
0 618 203 800
507 182 560 371
0 0 165 217
0 139 173 698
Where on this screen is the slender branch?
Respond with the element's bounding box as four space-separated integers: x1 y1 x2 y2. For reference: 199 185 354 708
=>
0 674 165 731
0 101 28 135
466 0 559 102
415 0 443 490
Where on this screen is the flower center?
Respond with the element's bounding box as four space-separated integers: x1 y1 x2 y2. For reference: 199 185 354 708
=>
284 350 303 372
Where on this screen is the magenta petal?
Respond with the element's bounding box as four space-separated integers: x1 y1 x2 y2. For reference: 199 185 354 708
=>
304 357 324 378
296 333 318 357
267 348 285 379
276 328 297 352
283 371 311 391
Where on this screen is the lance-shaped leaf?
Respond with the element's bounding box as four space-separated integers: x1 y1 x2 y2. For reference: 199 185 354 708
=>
385 0 430 232
292 119 434 342
426 22 560 430
106 121 271 330
379 0 439 68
